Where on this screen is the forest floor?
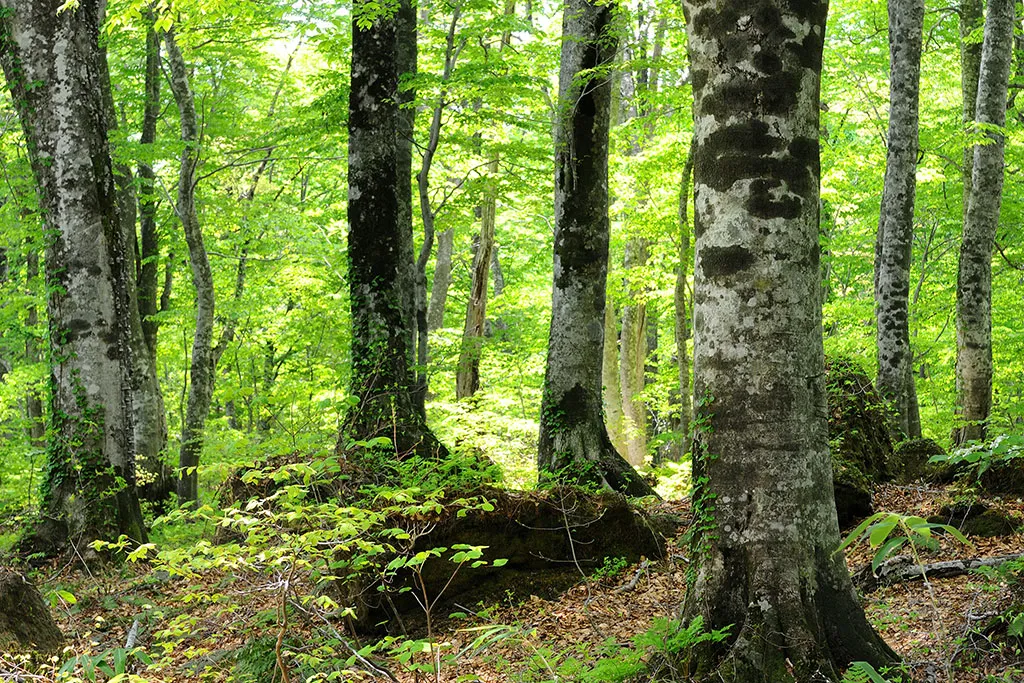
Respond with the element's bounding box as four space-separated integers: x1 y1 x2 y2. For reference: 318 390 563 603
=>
7 483 1024 683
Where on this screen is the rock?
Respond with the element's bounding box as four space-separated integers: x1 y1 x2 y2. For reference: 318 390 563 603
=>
892 438 948 483
0 571 64 654
929 502 1021 537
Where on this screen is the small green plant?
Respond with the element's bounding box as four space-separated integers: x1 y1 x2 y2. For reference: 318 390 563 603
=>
592 556 628 582
837 511 972 574
929 434 1024 481
840 661 895 683
59 646 153 683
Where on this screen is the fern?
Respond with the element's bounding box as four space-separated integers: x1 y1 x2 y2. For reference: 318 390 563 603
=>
841 661 891 683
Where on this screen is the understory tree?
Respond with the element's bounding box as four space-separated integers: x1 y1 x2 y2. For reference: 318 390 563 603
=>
954 0 1014 445
342 0 445 458
0 0 148 553
537 0 655 497
681 0 896 678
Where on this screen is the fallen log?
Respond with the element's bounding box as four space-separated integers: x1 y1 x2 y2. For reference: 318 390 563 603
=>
853 552 1024 593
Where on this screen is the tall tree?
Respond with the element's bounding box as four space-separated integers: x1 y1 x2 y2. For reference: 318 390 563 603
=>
874 0 924 438
681 0 896 677
165 30 216 504
955 0 1015 444
343 0 445 457
537 0 655 497
0 0 148 554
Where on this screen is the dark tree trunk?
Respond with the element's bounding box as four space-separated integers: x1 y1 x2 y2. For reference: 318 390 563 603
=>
0 0 148 555
681 0 896 678
165 31 216 505
955 0 1015 444
343 0 445 458
674 149 694 459
537 0 655 498
137 21 162 358
874 0 924 438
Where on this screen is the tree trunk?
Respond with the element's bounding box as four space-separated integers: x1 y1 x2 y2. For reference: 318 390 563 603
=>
537 0 655 498
874 0 924 439
955 0 1015 445
24 251 43 448
619 240 649 467
165 31 216 505
137 21 162 359
456 160 497 399
674 149 694 459
602 302 629 456
681 0 896 677
0 0 148 554
427 228 454 331
343 0 446 458
960 0 984 218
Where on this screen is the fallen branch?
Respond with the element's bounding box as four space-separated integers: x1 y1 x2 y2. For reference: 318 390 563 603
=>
854 552 1024 592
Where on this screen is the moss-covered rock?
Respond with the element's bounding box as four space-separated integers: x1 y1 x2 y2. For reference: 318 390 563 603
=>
0 572 63 654
892 438 948 483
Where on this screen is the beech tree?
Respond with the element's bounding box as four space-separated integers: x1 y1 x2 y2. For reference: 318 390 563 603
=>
955 0 1015 444
343 0 445 457
537 0 655 498
874 0 924 439
681 0 896 677
0 0 147 553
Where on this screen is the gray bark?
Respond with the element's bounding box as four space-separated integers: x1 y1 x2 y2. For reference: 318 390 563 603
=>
343 0 445 458
455 165 496 399
874 0 924 438
602 303 629 457
674 149 694 459
537 0 655 498
165 31 215 505
0 0 147 554
961 0 984 217
427 228 454 331
955 0 1015 444
619 240 648 467
681 0 896 677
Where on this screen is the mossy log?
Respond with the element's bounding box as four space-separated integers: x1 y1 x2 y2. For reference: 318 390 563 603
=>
0 572 63 654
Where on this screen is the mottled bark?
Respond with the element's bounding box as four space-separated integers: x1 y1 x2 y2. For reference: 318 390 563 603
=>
456 165 496 398
961 0 984 217
602 303 629 456
537 0 655 498
137 21 162 357
0 0 148 554
955 0 1015 444
673 149 694 459
427 228 454 330
165 31 215 505
874 0 924 438
342 2 445 458
681 0 896 678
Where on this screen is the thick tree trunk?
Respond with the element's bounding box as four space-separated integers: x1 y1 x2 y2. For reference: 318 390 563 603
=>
537 0 655 498
681 0 896 678
427 228 454 331
874 0 924 439
165 31 215 505
0 0 148 554
343 1 445 458
955 0 1015 444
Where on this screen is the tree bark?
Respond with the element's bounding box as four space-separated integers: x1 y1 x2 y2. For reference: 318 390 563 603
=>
602 303 629 456
427 228 454 331
537 0 655 498
343 0 445 458
681 0 896 677
165 31 215 505
674 149 694 459
955 0 1015 445
455 167 496 398
619 240 649 467
874 0 924 439
0 0 148 554
960 0 984 218
24 251 43 448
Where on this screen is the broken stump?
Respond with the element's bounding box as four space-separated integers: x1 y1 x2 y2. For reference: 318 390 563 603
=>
0 571 63 654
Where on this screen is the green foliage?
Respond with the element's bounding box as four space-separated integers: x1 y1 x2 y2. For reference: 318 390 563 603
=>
929 434 1024 481
838 511 972 573
841 661 896 683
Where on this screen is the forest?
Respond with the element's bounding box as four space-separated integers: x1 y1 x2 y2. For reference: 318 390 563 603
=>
0 0 1023 680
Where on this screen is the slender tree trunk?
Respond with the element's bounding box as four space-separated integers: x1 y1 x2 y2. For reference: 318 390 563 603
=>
24 251 43 448
874 0 924 438
674 149 694 459
0 0 148 555
955 0 1015 444
537 0 655 498
455 164 496 398
343 0 446 458
961 0 984 218
165 31 215 505
427 228 454 331
681 0 896 677
602 303 629 456
138 21 162 358
619 240 649 467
